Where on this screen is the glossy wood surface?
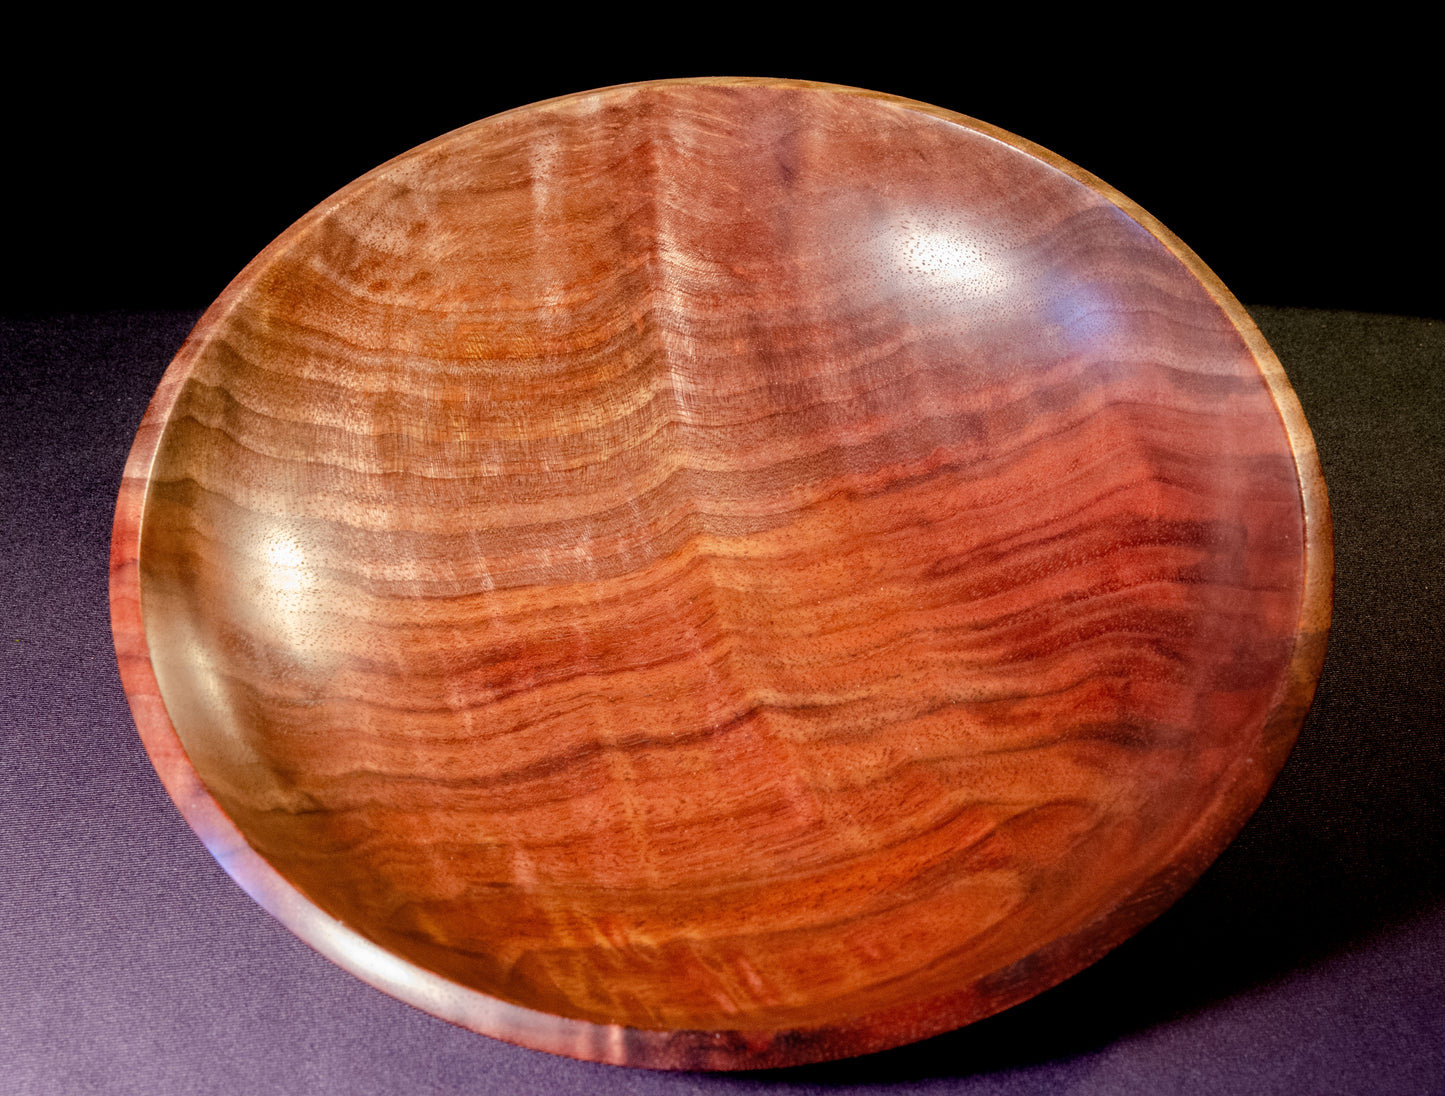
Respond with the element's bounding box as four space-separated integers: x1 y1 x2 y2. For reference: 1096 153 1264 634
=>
110 79 1331 1070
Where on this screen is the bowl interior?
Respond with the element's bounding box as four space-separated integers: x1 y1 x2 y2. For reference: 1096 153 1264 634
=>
133 83 1309 1043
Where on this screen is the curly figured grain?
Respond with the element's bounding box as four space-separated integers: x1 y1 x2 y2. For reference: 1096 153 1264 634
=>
112 80 1330 1068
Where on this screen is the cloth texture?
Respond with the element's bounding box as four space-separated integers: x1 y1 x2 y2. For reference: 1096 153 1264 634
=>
2 306 1441 1094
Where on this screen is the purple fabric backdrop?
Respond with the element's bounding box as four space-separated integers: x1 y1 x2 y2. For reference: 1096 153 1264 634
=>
3 307 1442 1093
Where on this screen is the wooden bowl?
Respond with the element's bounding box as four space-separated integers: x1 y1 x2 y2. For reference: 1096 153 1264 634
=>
110 78 1331 1070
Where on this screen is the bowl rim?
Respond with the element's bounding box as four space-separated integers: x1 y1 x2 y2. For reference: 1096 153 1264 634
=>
108 76 1333 1071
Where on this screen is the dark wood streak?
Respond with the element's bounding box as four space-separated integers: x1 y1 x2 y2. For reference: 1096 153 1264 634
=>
110 79 1331 1069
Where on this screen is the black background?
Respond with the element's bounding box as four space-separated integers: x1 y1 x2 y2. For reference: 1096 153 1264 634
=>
7 25 1433 318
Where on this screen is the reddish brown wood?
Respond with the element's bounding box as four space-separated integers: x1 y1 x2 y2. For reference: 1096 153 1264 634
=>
109 78 1331 1069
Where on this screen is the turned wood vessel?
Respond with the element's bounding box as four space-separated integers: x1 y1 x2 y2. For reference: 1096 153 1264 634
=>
110 79 1331 1070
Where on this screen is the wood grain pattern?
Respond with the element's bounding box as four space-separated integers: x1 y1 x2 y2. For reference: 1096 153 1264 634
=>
110 78 1331 1069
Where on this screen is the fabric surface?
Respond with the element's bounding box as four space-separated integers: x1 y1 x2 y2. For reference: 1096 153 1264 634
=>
1 306 1441 1094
